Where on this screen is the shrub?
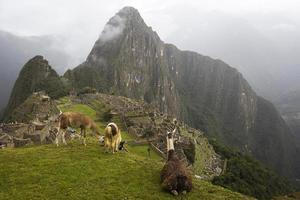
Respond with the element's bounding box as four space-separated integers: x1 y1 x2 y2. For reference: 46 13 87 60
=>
210 139 293 200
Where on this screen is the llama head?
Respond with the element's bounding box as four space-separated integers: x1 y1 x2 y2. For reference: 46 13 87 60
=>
98 136 105 145
92 122 101 136
167 131 173 139
118 141 126 150
167 127 177 138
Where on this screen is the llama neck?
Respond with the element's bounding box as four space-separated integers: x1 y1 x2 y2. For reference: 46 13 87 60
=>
91 122 99 135
167 136 174 151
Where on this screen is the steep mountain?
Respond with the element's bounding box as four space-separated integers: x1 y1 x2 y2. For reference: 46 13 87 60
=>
275 90 300 142
3 56 68 121
64 7 300 179
0 30 69 117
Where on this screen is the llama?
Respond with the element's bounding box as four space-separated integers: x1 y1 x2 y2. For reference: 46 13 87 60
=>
56 111 100 146
160 128 193 196
104 122 122 153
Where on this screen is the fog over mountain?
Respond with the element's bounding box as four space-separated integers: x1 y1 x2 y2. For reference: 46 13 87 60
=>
165 9 300 100
1 0 299 101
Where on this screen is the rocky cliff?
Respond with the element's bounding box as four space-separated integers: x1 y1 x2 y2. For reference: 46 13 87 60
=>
276 90 300 144
64 7 300 178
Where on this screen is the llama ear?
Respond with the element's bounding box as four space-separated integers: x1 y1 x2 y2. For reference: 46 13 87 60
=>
172 128 177 134
173 118 177 125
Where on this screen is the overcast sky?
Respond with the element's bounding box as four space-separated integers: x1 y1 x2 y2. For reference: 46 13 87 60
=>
1 0 300 98
0 0 298 64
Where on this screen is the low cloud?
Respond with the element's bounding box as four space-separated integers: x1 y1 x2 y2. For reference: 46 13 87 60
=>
98 14 126 43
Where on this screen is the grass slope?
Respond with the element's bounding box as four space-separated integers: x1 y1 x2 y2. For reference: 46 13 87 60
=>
0 97 253 200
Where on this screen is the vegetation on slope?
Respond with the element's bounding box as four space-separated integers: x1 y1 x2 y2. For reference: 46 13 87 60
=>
210 139 293 200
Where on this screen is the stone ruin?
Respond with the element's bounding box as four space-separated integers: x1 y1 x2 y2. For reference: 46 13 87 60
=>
0 117 59 148
0 114 76 149
0 91 61 148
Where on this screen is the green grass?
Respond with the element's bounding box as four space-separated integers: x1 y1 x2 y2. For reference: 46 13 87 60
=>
0 98 254 200
0 142 253 200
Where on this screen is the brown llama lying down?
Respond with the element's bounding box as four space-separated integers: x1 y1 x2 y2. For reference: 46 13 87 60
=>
160 128 193 196
56 111 100 146
104 122 122 153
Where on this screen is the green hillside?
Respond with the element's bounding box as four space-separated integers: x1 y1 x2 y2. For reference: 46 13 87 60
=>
0 97 253 200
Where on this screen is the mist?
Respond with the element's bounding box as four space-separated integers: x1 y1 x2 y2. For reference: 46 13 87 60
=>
0 0 300 99
99 14 126 43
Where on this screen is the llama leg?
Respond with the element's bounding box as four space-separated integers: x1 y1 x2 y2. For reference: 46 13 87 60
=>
80 128 83 144
55 127 60 147
115 137 121 152
83 129 86 146
55 133 59 147
104 137 109 153
114 139 118 152
112 141 115 154
62 130 67 145
115 142 118 152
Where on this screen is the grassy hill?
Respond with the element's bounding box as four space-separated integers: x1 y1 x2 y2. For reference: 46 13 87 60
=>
0 97 253 199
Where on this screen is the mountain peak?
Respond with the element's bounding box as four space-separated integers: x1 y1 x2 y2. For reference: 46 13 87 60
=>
118 6 140 16
87 6 154 63
97 6 145 43
28 55 48 65
115 6 145 27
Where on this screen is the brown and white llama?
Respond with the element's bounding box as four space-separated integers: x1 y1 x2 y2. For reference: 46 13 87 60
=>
104 122 122 153
56 111 100 146
160 128 193 196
